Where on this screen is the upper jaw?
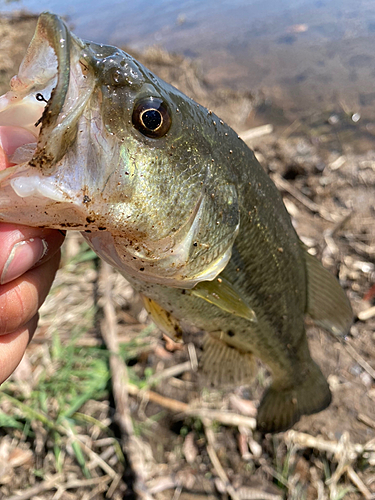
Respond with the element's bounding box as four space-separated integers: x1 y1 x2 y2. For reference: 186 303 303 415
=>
29 13 97 173
0 13 69 140
30 12 72 133
0 13 100 228
0 13 96 173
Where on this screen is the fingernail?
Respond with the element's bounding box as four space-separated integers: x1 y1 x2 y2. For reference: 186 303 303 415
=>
1 238 48 285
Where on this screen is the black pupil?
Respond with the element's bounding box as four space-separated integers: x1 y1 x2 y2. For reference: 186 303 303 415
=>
142 109 162 130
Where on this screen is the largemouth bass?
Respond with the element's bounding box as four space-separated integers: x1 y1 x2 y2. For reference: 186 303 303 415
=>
0 13 352 432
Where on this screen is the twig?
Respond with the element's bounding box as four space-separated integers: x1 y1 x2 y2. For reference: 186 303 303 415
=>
347 240 375 259
187 342 199 371
326 433 351 489
99 261 154 500
106 473 123 498
310 467 325 500
187 408 256 429
127 383 256 429
344 341 375 380
258 458 290 488
358 413 375 430
7 473 63 500
329 155 346 171
272 173 343 222
239 124 273 142
285 430 365 457
285 431 375 499
323 212 353 258
52 474 112 499
147 476 180 494
171 485 183 500
346 465 374 500
146 361 192 387
61 475 111 489
358 306 375 321
51 476 111 500
203 419 240 500
236 487 282 500
63 425 119 480
280 119 301 139
128 383 189 412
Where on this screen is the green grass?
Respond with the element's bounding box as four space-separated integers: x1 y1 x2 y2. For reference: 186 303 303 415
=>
0 328 110 474
0 235 155 472
0 319 154 477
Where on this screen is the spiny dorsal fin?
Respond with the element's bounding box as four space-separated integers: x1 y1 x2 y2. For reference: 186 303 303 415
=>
200 333 256 387
304 250 353 337
191 277 257 322
141 295 183 341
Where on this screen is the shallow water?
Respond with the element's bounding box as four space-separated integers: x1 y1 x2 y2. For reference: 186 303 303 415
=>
3 0 375 146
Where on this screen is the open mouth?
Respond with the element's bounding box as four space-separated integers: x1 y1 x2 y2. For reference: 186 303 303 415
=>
0 13 102 229
0 13 71 171
0 12 99 212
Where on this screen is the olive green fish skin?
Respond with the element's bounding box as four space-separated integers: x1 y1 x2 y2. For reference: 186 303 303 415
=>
91 52 309 381
80 42 309 372
83 40 304 293
83 44 309 380
84 45 334 432
124 121 309 385
58 31 327 425
77 41 243 284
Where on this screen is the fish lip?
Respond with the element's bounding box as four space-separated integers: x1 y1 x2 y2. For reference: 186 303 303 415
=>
30 13 71 169
34 12 71 133
28 14 96 174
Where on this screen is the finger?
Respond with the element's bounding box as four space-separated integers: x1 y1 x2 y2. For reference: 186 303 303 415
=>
0 313 39 385
0 249 60 335
0 223 65 285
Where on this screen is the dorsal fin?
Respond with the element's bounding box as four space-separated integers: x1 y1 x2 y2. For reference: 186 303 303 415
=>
304 250 353 337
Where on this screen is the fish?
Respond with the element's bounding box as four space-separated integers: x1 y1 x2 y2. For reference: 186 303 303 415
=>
0 13 352 432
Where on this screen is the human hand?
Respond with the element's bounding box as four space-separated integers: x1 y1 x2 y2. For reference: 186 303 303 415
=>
0 120 66 383
0 224 65 384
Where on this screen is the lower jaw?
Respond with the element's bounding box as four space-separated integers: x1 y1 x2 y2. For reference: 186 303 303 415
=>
0 162 85 230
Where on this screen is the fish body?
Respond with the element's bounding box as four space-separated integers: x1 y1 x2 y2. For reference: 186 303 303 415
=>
0 13 352 432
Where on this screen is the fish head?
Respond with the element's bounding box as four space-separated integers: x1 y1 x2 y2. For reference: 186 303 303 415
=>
0 13 240 287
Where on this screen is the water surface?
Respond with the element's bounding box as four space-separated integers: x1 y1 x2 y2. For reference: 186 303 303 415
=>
3 0 375 136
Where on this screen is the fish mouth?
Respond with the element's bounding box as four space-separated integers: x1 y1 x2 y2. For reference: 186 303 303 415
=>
0 13 99 228
0 13 71 170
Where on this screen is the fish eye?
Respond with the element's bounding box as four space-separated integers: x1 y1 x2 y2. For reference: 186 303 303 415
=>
132 97 171 138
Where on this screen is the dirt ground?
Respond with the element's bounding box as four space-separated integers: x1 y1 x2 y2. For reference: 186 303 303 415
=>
0 12 374 500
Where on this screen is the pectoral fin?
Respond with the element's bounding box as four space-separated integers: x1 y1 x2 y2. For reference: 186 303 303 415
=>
200 334 256 387
191 277 257 322
304 250 353 337
141 295 183 341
